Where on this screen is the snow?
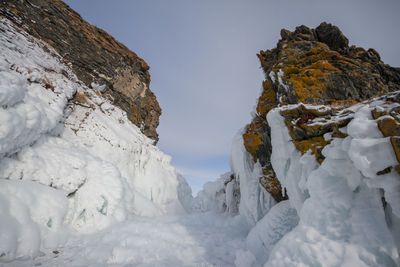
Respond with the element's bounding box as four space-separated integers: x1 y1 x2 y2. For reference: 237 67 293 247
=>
0 180 68 262
268 71 276 83
234 249 257 267
192 172 240 214
230 130 276 225
6 212 250 267
277 69 290 92
245 200 299 264
0 18 78 157
90 82 106 92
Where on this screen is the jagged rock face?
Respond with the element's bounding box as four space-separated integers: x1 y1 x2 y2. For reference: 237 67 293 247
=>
0 0 161 142
244 22 400 202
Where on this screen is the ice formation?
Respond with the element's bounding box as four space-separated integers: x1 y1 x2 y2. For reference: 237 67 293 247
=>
0 18 192 262
229 100 400 266
262 103 400 266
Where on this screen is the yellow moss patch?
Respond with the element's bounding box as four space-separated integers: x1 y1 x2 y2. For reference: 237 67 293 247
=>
377 117 400 137
275 43 345 103
284 65 300 75
283 62 335 102
328 99 358 108
257 52 267 69
243 122 263 162
294 136 330 163
256 80 276 116
331 127 348 138
280 104 330 119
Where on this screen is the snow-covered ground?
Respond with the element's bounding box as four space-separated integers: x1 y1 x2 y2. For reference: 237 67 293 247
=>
4 212 250 267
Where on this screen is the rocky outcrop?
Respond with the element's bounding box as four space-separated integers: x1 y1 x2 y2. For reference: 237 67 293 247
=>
0 0 161 142
243 22 400 202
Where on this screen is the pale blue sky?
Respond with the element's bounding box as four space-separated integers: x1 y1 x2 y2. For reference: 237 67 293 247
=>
64 0 400 195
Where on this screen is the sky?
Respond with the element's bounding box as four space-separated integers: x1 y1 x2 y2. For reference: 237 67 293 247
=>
64 0 400 195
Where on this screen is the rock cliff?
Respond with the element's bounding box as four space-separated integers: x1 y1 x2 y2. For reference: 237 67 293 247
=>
0 2 193 261
0 0 161 142
243 22 400 202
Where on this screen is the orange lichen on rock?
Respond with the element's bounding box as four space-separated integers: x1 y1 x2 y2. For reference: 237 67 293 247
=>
280 104 354 163
293 136 330 163
280 104 331 120
257 52 268 69
377 117 400 137
259 172 287 202
331 127 348 138
371 108 389 120
243 120 264 162
279 43 341 102
73 91 89 104
256 80 276 116
372 106 400 166
328 99 358 108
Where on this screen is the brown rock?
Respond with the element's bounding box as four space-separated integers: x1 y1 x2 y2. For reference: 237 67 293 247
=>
259 175 287 202
377 117 400 137
1 0 161 142
390 137 400 163
315 22 349 52
376 166 393 176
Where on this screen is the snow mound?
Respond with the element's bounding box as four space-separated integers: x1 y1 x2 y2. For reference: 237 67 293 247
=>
0 180 68 262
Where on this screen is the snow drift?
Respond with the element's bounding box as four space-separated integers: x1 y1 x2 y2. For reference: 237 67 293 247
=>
0 18 192 262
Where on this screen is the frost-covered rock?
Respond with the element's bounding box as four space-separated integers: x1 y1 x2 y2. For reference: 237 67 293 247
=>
263 98 400 266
